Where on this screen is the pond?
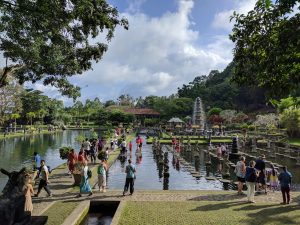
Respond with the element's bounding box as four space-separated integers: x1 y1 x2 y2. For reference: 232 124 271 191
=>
107 137 223 190
107 137 300 191
0 130 92 191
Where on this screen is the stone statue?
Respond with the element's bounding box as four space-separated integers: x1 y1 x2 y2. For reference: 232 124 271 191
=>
222 155 230 178
0 168 31 225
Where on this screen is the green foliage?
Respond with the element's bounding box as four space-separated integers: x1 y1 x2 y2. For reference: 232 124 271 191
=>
144 118 160 127
272 97 300 113
59 146 72 160
0 1 128 99
177 63 268 112
75 135 85 143
280 107 300 137
230 0 300 98
208 108 222 116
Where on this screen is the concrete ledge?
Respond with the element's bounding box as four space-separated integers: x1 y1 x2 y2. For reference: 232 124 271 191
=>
111 201 126 225
62 200 90 225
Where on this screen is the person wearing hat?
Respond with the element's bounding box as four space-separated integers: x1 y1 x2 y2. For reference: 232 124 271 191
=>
255 154 267 194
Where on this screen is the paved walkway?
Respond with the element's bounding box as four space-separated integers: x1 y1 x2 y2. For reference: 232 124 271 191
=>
32 145 120 216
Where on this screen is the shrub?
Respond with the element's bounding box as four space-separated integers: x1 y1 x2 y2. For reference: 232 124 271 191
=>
59 146 72 160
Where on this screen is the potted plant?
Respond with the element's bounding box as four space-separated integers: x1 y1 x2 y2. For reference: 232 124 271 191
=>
59 146 72 160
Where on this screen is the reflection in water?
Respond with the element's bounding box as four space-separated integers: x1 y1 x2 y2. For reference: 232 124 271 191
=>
82 214 112 225
0 130 93 191
107 137 223 190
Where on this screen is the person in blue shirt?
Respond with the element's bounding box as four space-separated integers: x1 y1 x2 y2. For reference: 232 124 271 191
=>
123 159 136 196
33 152 41 170
278 166 292 204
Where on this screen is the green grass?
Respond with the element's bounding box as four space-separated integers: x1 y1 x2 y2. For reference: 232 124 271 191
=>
0 129 62 140
288 138 300 147
42 201 79 225
118 201 300 225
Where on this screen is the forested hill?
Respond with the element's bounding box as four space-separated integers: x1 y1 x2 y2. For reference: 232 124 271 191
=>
177 62 272 112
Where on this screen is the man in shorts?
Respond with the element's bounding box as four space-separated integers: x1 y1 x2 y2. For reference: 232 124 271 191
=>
255 154 267 194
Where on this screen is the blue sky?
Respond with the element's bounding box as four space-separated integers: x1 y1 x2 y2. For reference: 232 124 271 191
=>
31 0 258 105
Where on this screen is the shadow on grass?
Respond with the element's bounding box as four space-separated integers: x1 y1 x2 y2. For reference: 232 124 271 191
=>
191 201 249 211
191 201 300 224
188 193 246 201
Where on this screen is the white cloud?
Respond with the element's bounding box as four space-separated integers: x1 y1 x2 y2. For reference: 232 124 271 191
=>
212 0 256 31
73 0 232 101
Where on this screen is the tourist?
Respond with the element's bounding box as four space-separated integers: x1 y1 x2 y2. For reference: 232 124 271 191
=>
90 142 96 164
82 138 91 156
221 144 227 156
35 160 52 197
110 139 114 150
78 160 93 197
97 159 108 192
278 166 292 204
33 152 41 170
123 159 136 196
255 154 267 194
269 164 279 192
129 141 133 152
98 138 103 151
78 149 85 164
216 144 222 158
245 160 258 203
23 174 34 215
235 156 246 195
136 136 141 150
121 139 127 154
105 147 109 161
67 149 78 174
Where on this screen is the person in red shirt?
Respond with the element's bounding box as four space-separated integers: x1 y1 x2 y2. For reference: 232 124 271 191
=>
129 141 133 152
67 149 78 174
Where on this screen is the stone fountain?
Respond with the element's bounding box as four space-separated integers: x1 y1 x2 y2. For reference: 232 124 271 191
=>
192 97 206 130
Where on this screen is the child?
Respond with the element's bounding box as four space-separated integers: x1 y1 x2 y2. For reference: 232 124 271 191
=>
23 174 34 215
269 164 279 192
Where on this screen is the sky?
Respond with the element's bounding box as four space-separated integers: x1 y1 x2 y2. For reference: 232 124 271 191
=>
31 0 258 106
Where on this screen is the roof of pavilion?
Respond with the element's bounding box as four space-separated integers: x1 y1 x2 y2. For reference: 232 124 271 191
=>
123 108 160 116
168 117 184 123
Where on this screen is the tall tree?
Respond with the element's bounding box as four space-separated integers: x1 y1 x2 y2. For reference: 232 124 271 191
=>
0 78 23 125
230 0 300 98
0 0 128 99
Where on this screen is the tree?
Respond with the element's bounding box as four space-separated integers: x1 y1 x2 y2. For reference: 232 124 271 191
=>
220 110 237 124
0 78 23 125
230 0 300 98
280 107 300 137
26 112 36 126
207 108 222 117
0 1 128 99
254 113 279 130
10 113 20 132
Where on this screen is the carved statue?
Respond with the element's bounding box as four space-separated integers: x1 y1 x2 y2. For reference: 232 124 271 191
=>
0 168 31 225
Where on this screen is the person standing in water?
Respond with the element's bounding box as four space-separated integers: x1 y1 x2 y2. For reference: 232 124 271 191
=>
123 159 136 196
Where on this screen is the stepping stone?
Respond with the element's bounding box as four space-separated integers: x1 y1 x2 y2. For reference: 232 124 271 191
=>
219 179 231 183
193 174 202 178
206 176 216 181
191 171 199 175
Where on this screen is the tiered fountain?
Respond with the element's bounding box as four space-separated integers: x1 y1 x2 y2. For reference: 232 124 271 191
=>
192 97 206 129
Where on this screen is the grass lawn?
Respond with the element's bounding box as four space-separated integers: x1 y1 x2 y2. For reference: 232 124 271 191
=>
288 138 300 147
42 201 79 225
118 201 300 225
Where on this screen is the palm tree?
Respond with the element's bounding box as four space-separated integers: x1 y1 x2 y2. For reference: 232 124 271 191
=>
10 113 20 132
26 112 36 126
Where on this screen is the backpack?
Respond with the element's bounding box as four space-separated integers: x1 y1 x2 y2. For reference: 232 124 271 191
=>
87 169 92 179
